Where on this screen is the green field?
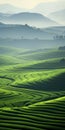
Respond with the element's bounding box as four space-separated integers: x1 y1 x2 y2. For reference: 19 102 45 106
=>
0 46 65 130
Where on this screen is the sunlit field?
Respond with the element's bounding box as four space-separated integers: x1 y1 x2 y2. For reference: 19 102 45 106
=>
0 46 65 130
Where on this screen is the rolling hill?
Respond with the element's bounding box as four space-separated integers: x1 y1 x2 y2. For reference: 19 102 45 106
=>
0 23 53 39
0 46 65 129
0 23 64 39
0 23 65 49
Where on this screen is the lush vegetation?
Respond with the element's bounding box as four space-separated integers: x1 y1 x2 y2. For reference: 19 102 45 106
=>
0 46 65 130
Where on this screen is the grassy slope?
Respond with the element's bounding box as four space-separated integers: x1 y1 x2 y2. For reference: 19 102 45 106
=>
17 49 65 60
0 46 65 130
0 56 22 65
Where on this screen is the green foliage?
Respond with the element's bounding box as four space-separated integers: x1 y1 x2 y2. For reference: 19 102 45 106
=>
0 46 65 130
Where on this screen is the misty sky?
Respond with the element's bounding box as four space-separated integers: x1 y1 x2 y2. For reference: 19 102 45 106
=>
0 0 58 9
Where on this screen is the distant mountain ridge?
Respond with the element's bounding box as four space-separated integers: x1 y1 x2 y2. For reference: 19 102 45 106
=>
0 4 26 13
31 0 65 15
0 12 58 28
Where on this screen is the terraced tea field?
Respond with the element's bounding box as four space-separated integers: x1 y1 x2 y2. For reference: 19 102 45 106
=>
0 47 65 130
